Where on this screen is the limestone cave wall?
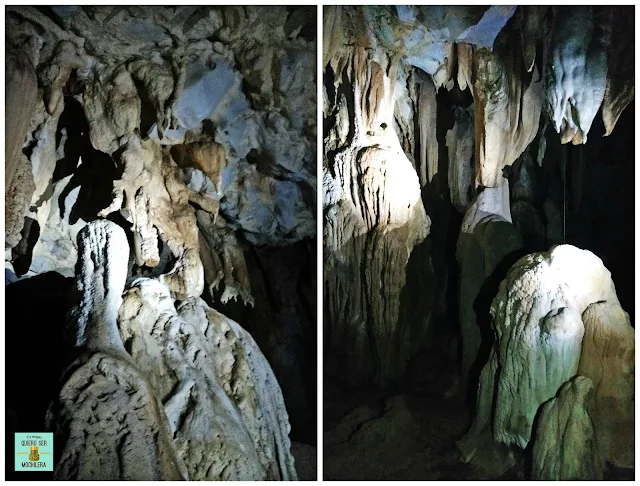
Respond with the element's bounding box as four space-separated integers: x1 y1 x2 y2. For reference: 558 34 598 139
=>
5 5 316 480
323 5 634 480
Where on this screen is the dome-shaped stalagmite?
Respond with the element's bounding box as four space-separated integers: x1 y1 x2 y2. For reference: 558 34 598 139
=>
459 245 634 477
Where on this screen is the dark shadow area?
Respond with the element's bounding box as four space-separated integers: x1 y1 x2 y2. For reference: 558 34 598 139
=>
5 272 75 481
54 96 122 225
207 238 317 446
468 246 529 415
10 217 40 278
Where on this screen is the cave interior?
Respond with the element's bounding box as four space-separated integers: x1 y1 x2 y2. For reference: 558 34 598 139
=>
5 5 317 481
322 5 635 481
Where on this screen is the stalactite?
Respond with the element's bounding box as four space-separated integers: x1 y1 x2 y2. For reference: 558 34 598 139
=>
546 6 607 145
323 10 430 384
417 72 438 186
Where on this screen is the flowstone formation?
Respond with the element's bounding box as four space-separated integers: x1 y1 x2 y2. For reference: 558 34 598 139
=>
5 5 314 480
48 221 296 480
458 246 634 478
324 4 633 394
323 7 431 385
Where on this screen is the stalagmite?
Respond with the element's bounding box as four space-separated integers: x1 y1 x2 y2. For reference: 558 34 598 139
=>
48 219 299 480
578 301 635 468
531 376 603 480
322 5 633 480
324 144 430 384
118 279 297 480
6 6 314 481
324 12 431 384
459 245 631 476
491 246 617 447
49 220 188 481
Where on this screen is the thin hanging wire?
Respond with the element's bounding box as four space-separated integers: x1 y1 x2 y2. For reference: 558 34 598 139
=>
561 144 567 244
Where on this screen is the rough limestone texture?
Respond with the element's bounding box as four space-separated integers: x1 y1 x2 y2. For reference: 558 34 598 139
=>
49 220 298 480
490 245 618 448
98 134 204 299
5 5 316 296
546 7 607 145
532 376 603 480
5 49 38 248
6 9 310 479
196 209 254 306
456 345 515 477
5 153 36 249
28 174 87 278
118 278 297 480
5 48 38 192
459 245 630 475
67 220 130 351
50 352 189 481
324 145 430 385
82 65 141 155
323 12 430 385
49 220 187 481
463 41 544 188
578 301 635 468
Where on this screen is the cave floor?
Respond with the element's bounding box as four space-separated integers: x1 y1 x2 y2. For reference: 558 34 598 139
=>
323 346 525 481
324 346 634 481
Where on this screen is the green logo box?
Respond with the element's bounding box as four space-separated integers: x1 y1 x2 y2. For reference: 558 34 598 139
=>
14 433 53 472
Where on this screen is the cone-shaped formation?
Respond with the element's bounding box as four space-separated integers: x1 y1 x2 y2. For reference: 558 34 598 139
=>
48 220 298 480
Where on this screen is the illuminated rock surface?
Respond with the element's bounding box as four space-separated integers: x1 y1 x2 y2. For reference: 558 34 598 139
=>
49 221 297 481
5 6 314 481
323 7 633 479
323 9 430 384
578 301 635 468
460 245 634 477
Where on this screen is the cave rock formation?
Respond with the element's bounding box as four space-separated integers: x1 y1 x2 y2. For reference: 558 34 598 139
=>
531 376 603 480
458 245 634 477
6 5 313 480
48 220 297 481
323 6 430 385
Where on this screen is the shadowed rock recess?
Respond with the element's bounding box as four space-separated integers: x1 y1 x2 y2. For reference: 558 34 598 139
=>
323 6 634 480
5 5 316 481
